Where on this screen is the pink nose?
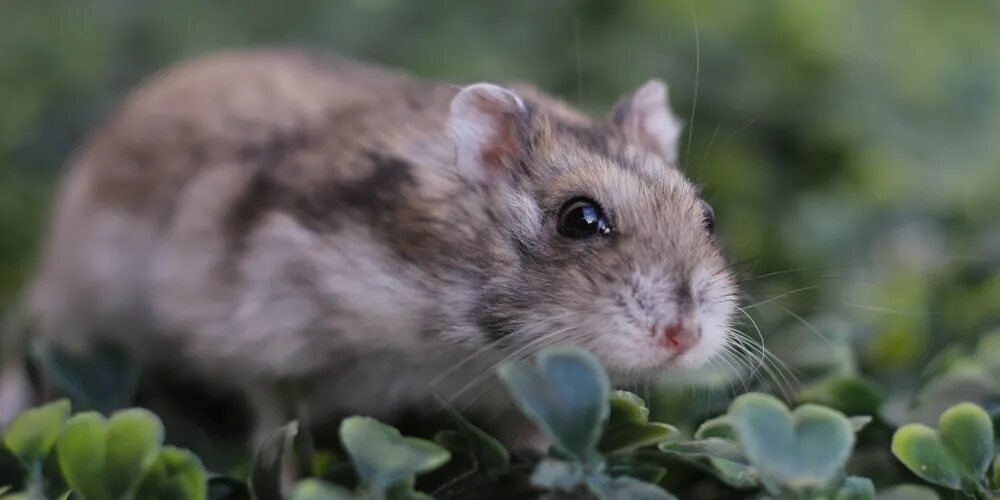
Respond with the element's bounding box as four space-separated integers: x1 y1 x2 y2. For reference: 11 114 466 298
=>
658 322 701 354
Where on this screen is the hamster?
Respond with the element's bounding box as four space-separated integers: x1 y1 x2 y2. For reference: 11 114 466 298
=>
21 50 737 444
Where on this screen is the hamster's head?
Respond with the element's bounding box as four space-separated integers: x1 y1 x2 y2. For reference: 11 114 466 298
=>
448 80 737 376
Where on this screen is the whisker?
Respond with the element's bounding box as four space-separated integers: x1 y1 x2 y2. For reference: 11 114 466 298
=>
684 0 701 165
842 302 926 316
781 306 832 345
741 284 821 310
445 325 581 408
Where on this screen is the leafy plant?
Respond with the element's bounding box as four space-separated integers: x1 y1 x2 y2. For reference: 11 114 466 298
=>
0 400 210 500
891 402 998 498
499 347 676 499
339 416 450 498
3 345 1000 500
728 393 856 496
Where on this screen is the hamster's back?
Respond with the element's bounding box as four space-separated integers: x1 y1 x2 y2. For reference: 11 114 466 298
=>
28 50 453 357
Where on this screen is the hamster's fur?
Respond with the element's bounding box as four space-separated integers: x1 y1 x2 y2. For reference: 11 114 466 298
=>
20 50 737 443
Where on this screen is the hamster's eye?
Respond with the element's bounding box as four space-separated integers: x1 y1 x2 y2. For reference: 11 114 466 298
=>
701 201 716 233
558 198 611 239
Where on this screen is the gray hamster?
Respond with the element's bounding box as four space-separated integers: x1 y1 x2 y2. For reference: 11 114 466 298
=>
21 50 738 444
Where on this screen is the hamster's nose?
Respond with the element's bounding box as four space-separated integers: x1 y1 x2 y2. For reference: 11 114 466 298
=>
658 321 701 354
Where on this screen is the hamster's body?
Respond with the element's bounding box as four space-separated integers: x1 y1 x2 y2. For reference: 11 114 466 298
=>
22 50 737 442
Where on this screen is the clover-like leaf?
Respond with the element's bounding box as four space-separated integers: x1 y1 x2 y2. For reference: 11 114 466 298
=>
599 391 677 453
875 484 939 500
688 416 756 488
658 438 744 462
56 412 107 499
530 458 585 491
56 408 164 500
2 399 71 467
498 346 610 462
891 402 994 492
586 474 677 500
834 476 875 500
729 393 854 491
339 416 449 494
440 403 509 477
607 463 667 484
134 446 207 500
250 421 298 500
991 455 1000 490
432 430 467 453
849 416 873 433
290 479 353 500
105 409 165 497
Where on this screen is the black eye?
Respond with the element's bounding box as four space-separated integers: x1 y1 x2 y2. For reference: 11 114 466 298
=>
701 201 716 233
557 198 612 239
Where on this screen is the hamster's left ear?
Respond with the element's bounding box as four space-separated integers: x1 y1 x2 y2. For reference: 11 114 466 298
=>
448 83 531 183
610 79 684 164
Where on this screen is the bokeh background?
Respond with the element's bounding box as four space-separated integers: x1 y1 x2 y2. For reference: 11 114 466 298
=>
1 0 998 488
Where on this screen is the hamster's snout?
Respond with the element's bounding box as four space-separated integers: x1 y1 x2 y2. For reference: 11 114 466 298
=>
655 321 701 355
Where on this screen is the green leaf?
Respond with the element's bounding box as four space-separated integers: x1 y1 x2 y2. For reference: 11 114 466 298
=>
729 393 854 491
498 346 610 462
849 416 873 433
607 463 667 484
56 409 164 500
250 421 298 500
599 422 676 455
938 402 994 479
339 416 449 493
891 424 966 490
134 447 207 500
658 438 744 462
834 476 875 500
104 409 164 498
290 479 353 500
608 391 649 423
991 455 1000 490
586 474 677 500
2 399 70 467
893 402 995 491
891 402 994 492
432 430 467 453
599 392 678 453
690 416 757 488
440 403 510 477
530 459 585 491
56 412 109 499
875 484 939 500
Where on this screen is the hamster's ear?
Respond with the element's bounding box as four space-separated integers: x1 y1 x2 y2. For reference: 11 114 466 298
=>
611 79 684 164
448 83 530 182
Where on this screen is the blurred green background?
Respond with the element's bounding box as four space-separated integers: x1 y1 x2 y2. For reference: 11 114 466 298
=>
1 0 997 416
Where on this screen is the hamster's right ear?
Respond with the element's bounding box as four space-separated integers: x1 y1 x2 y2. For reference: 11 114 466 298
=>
448 83 531 183
611 79 684 165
